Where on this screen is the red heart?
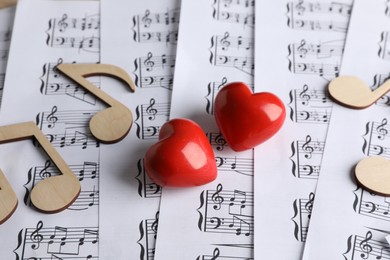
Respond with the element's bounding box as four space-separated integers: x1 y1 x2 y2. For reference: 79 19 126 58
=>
144 118 217 187
214 82 286 151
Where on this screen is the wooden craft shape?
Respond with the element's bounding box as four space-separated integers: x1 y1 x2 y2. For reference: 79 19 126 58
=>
0 121 80 224
0 168 18 224
57 63 135 143
355 156 390 196
328 75 390 109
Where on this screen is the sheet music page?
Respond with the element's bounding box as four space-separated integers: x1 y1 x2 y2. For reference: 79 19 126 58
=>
254 0 352 259
0 0 101 259
0 6 14 107
303 0 390 258
154 0 254 259
99 0 179 258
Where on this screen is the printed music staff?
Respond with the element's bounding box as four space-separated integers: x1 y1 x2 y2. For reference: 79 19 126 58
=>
0 121 81 224
328 75 390 109
57 63 136 143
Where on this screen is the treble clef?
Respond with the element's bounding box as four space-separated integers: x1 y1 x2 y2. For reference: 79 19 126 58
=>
376 118 388 140
304 192 315 218
141 9 152 28
211 247 220 260
146 98 158 121
299 84 311 105
144 52 155 72
39 160 52 179
30 221 44 250
46 106 58 129
151 211 159 239
214 133 227 151
217 77 228 91
297 39 308 58
220 32 230 51
57 14 68 32
359 231 373 259
302 135 314 159
295 0 305 15
211 184 224 210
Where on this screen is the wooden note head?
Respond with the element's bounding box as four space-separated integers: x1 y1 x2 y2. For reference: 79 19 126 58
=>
355 156 390 196
31 175 80 213
328 76 375 109
0 169 18 224
89 106 133 143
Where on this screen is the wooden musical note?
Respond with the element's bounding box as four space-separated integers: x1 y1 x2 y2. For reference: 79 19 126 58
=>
0 121 80 223
355 156 390 196
0 168 18 224
328 75 390 109
56 63 135 143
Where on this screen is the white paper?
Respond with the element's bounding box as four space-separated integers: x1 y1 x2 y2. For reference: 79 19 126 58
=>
254 0 352 259
99 0 179 258
0 6 14 107
0 1 101 259
303 0 390 258
154 0 255 259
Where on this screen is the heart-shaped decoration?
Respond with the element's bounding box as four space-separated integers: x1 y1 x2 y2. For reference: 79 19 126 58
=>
214 82 286 151
144 118 217 187
355 156 390 196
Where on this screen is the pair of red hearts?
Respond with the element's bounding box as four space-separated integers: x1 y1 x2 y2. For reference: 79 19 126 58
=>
144 82 286 187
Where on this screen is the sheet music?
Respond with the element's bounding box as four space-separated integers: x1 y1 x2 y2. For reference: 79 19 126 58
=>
0 1 101 259
254 0 352 259
99 0 179 258
0 6 14 107
154 0 254 259
303 0 390 258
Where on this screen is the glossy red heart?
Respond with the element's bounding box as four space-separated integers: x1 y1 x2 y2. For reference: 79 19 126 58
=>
214 82 286 152
144 118 217 187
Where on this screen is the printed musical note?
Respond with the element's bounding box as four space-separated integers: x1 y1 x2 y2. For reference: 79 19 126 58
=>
46 13 100 52
215 156 253 176
229 216 251 236
362 119 390 158
15 221 99 259
0 121 80 217
197 185 253 236
290 135 324 179
132 8 180 44
212 0 254 27
286 1 351 32
209 33 254 75
343 229 390 260
57 63 135 143
288 40 342 79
